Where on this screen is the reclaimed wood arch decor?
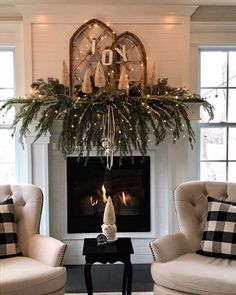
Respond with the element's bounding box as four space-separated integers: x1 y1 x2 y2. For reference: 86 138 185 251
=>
112 31 147 95
69 19 147 98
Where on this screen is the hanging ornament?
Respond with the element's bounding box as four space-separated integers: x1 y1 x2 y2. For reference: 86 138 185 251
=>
95 61 106 88
102 104 115 170
118 64 129 95
82 69 92 94
101 196 117 243
60 60 70 87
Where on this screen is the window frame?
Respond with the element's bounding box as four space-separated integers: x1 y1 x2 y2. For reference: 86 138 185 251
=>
0 46 16 184
199 47 236 181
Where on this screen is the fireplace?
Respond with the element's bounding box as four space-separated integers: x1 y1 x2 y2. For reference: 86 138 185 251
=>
67 156 150 233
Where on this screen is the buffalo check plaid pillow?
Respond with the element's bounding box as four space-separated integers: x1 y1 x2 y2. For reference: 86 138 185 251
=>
197 196 236 259
0 198 19 258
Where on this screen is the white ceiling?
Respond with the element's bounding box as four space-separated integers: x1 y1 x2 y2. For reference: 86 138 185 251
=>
1 0 236 5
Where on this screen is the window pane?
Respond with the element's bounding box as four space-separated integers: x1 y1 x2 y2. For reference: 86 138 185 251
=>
229 52 236 87
228 162 236 182
228 128 236 160
201 51 227 88
200 128 226 160
228 89 236 122
0 102 14 124
200 88 226 123
0 51 14 88
200 162 226 181
0 129 15 184
0 89 14 100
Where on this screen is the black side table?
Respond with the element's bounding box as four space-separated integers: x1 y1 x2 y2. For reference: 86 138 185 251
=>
82 237 134 295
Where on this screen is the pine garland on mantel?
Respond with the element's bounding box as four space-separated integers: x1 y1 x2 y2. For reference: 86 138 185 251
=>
0 77 214 166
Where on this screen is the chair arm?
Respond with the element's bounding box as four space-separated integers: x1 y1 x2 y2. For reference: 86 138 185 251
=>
28 234 67 267
149 232 192 263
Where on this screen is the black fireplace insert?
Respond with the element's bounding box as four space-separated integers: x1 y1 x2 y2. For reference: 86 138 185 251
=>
67 156 150 233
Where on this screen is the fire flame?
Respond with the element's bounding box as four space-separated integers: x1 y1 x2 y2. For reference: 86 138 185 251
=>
102 185 108 203
122 192 127 206
90 196 98 206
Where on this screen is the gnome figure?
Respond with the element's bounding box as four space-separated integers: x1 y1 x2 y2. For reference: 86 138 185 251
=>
101 196 117 242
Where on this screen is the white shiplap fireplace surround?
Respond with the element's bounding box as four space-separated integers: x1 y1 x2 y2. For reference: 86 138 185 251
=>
20 120 195 265
12 3 201 264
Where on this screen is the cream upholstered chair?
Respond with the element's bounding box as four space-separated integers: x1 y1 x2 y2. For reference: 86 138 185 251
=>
0 184 67 295
150 181 236 295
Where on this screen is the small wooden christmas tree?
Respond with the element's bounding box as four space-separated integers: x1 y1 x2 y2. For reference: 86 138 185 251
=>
82 69 92 94
118 64 129 95
95 61 106 88
60 60 70 87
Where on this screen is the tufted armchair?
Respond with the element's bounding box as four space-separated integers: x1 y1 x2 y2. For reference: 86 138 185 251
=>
150 181 236 295
0 184 67 295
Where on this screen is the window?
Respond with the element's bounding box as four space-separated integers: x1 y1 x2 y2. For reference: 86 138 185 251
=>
200 49 236 181
0 47 15 184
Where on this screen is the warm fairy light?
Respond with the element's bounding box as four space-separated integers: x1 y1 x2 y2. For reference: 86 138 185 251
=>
102 185 108 203
90 196 98 206
122 192 127 206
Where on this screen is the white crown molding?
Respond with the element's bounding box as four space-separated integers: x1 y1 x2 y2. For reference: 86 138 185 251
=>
14 4 198 23
191 21 236 33
0 4 22 20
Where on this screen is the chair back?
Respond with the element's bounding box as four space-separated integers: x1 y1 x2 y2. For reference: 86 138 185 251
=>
174 181 236 251
0 184 43 256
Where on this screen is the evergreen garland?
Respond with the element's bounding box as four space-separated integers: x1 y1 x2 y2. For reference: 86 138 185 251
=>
0 78 214 162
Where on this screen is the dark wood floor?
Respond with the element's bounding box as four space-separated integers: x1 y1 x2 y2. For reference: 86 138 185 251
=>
66 264 153 293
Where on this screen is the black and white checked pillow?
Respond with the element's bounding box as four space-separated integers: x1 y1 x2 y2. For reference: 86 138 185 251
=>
198 196 236 259
0 198 19 258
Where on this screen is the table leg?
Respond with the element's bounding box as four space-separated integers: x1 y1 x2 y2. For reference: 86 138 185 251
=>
84 262 93 295
122 263 127 295
122 261 133 295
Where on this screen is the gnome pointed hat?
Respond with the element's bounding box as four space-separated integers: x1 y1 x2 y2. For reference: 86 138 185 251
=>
103 196 116 225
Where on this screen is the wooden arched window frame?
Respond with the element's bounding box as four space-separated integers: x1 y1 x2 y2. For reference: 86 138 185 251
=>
69 19 116 98
112 31 147 95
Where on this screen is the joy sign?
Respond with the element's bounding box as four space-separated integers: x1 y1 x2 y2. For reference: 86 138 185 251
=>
91 38 128 65
69 19 147 98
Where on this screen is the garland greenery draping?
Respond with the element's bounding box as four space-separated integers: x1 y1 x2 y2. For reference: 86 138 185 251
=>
0 78 214 165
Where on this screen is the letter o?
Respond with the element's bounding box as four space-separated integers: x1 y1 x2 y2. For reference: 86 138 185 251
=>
102 49 113 66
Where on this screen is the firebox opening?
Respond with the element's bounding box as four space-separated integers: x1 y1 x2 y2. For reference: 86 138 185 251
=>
67 156 150 233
